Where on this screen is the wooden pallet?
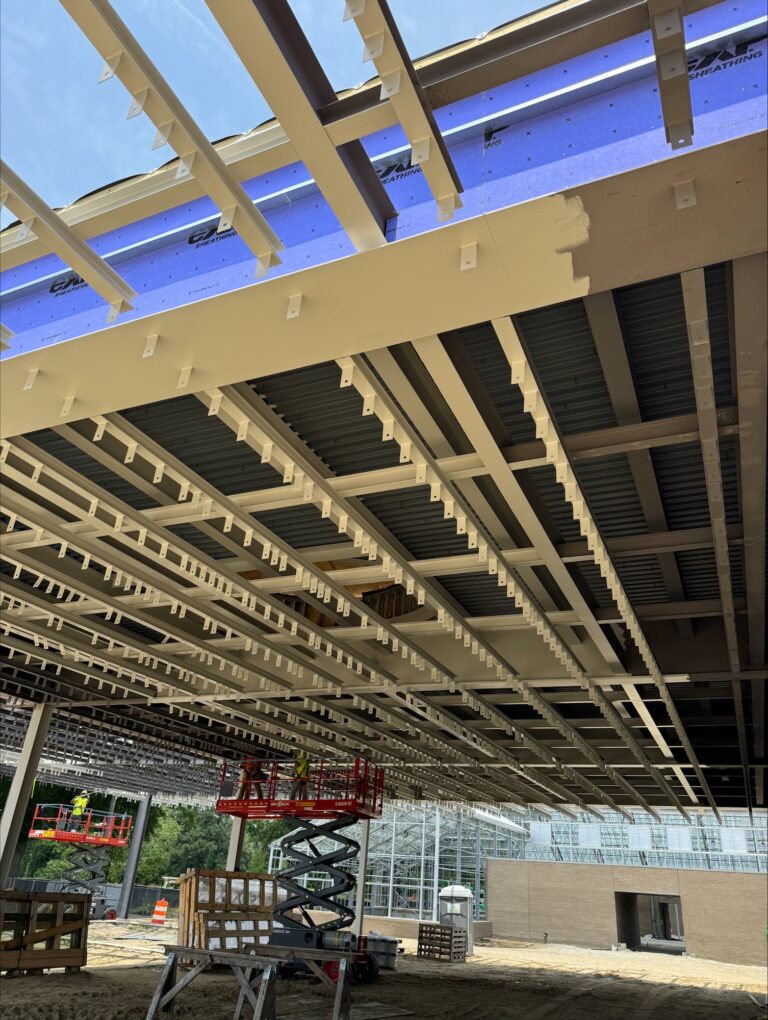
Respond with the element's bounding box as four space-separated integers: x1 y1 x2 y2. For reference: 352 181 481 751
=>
417 922 466 963
0 890 89 974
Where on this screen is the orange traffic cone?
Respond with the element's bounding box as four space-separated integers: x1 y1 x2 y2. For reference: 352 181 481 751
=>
151 898 169 925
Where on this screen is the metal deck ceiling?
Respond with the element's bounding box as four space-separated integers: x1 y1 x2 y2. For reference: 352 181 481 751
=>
2 255 764 814
0 0 765 818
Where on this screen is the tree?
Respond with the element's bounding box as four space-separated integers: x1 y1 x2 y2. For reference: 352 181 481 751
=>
166 808 230 875
242 819 292 873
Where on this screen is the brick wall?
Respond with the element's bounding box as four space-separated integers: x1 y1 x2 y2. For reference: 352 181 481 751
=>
486 860 767 966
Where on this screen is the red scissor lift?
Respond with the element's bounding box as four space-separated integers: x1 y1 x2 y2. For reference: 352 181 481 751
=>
28 804 133 919
216 757 385 984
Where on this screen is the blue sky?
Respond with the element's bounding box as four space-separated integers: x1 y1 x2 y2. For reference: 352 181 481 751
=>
0 0 545 225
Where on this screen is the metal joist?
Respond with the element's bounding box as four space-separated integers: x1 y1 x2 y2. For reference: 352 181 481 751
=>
60 0 282 275
323 359 670 816
206 0 393 252
0 161 136 321
343 0 463 220
647 0 693 149
682 268 752 811
2 437 570 807
411 331 706 810
493 316 717 814
584 291 693 638
732 254 767 767
200 387 643 815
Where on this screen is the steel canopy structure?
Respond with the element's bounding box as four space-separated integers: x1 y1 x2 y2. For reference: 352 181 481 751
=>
0 0 766 826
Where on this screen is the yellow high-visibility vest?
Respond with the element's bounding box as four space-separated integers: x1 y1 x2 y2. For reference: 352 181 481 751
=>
72 796 88 817
295 757 310 779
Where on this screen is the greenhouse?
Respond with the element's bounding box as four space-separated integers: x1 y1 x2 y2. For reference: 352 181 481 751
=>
269 803 768 922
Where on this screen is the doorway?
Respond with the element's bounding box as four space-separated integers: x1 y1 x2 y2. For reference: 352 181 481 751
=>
615 893 685 954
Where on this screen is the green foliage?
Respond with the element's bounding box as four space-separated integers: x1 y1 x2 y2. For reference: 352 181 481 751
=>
242 819 292 873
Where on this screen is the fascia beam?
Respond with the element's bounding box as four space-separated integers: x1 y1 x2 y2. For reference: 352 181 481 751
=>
682 267 752 812
647 0 694 148
584 291 693 637
60 0 282 275
732 254 767 766
205 0 392 252
0 161 136 320
344 0 462 220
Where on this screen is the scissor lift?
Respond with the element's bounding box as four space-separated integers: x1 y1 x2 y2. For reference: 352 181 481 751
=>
216 757 384 983
28 804 133 919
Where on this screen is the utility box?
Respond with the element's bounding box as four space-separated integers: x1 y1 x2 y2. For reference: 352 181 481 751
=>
438 884 474 955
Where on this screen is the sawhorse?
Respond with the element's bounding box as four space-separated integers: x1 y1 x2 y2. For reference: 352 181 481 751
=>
145 944 351 1020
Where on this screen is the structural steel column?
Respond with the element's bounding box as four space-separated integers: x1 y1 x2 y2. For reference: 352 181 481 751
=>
117 795 152 919
418 809 427 921
226 816 246 871
0 703 53 888
386 811 397 917
474 824 482 921
353 820 370 938
431 808 441 921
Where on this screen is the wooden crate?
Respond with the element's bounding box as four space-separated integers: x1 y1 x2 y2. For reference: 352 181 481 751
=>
0 890 89 974
193 909 273 952
417 922 466 963
177 870 276 954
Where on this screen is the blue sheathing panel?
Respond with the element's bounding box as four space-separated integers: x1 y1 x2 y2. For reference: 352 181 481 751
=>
1 0 765 360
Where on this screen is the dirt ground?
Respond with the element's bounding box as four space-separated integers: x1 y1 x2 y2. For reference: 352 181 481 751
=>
1 919 766 1019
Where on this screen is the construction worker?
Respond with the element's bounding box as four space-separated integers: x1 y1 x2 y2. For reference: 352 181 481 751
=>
69 789 90 831
289 752 310 800
235 759 265 799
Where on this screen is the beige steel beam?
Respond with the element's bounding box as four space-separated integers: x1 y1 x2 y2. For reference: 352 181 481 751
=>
0 531 521 805
204 382 653 811
0 161 135 321
2 437 594 810
682 268 752 812
48 410 745 523
157 391 636 811
490 317 718 811
647 0 693 148
585 291 693 637
314 360 680 814
205 0 391 252
60 0 282 275
732 254 767 763
415 332 711 810
343 0 462 220
0 629 487 807
5 0 729 270
364 345 578 644
0 323 14 352
2 133 764 439
0 595 495 801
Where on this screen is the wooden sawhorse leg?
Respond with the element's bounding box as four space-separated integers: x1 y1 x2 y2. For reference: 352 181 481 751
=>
232 962 276 1020
146 953 212 1019
146 953 178 1019
332 957 351 1020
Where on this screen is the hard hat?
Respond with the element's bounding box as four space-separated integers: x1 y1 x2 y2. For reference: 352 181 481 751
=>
80 789 89 795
